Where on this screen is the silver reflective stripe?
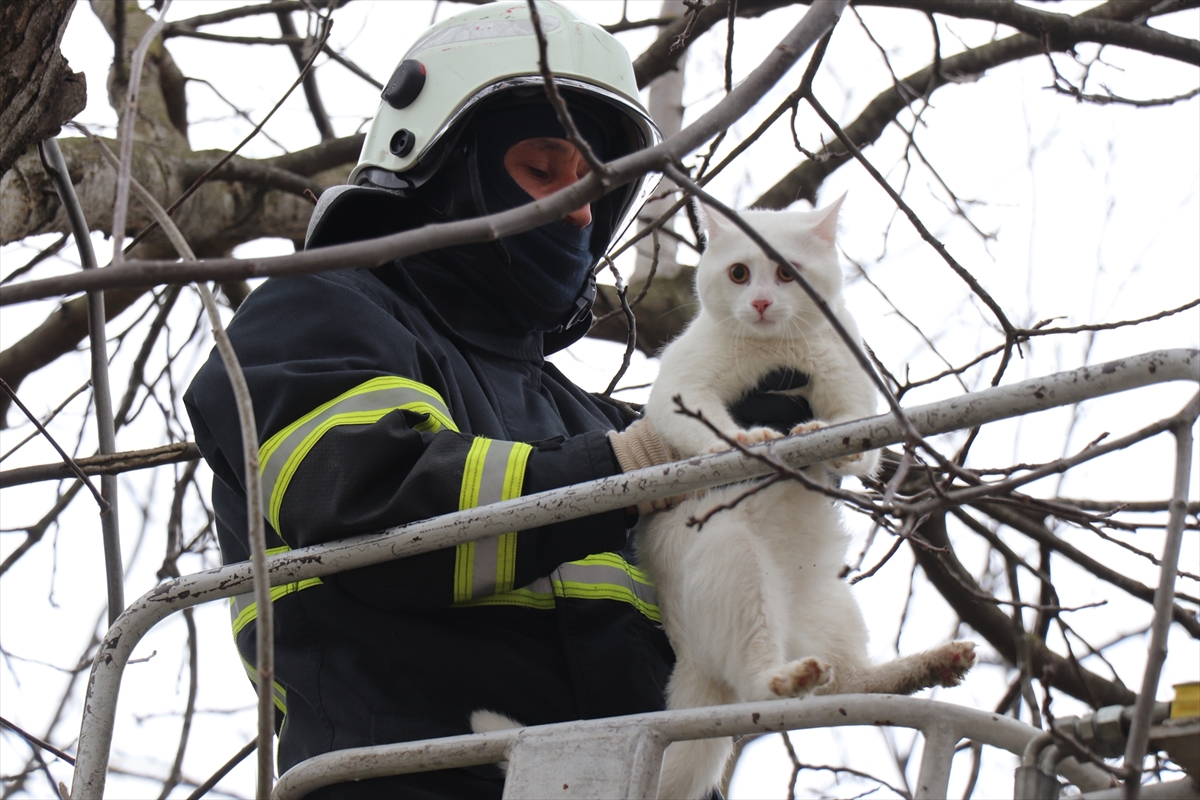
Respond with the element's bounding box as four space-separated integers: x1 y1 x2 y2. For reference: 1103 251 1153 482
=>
451 558 661 621
554 560 660 610
469 440 523 597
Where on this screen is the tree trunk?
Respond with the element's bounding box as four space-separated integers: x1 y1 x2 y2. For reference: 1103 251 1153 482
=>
0 0 87 178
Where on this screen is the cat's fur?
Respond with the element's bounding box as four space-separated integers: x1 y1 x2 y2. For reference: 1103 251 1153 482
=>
638 199 975 800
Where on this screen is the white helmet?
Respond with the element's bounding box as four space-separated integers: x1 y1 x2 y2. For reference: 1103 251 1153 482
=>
353 1 658 183
306 0 661 252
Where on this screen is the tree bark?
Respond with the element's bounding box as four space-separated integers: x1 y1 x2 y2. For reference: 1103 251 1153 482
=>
0 0 87 178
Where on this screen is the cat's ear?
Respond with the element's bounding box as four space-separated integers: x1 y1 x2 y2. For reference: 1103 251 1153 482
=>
699 201 730 244
812 192 846 244
689 196 711 253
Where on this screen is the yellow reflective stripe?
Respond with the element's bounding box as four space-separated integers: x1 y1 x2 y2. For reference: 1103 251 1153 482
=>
452 555 661 622
239 655 288 715
453 538 475 604
495 533 518 594
259 376 458 531
552 553 661 623
496 443 529 593
452 439 533 602
228 546 322 636
231 578 323 637
452 578 557 611
458 438 491 509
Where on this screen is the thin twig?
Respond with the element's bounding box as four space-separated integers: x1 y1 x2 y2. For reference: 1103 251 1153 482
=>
166 1 307 32
158 29 307 46
1 234 69 285
121 14 333 256
688 474 787 528
1123 405 1197 793
600 258 638 396
800 86 1016 342
111 0 174 264
156 608 199 800
0 380 108 512
525 0 607 175
321 45 382 89
38 137 125 625
1053 497 1200 514
0 716 76 765
848 535 905 585
183 740 256 800
910 394 1199 516
86 130 276 799
0 382 89 465
277 10 334 141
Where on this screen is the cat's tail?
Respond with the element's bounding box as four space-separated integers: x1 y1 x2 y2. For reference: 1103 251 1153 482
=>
468 709 524 775
469 709 524 734
657 737 734 800
657 662 736 800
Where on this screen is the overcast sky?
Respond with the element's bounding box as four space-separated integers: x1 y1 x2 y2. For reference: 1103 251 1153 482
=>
1 2 1197 798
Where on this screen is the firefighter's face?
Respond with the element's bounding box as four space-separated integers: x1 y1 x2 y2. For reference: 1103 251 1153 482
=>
503 138 592 229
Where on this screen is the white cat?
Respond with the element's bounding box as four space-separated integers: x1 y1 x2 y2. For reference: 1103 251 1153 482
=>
638 199 976 800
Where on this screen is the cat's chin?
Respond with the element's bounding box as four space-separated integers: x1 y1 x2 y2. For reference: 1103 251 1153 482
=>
734 316 786 335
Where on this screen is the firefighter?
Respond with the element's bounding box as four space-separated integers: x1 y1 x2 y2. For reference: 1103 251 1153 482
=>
185 3 680 797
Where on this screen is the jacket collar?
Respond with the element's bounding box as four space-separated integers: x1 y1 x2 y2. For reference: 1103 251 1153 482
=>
378 253 547 363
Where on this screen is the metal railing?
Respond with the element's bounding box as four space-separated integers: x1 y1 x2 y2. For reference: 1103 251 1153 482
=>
69 349 1199 798
269 693 1118 799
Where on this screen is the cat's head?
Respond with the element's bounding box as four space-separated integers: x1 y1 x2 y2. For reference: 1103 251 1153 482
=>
695 197 845 336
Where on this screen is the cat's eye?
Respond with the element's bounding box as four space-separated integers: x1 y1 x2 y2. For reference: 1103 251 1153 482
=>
777 264 797 282
729 263 750 284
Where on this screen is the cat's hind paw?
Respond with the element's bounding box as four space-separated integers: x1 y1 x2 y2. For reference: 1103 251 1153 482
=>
768 657 833 698
928 640 976 687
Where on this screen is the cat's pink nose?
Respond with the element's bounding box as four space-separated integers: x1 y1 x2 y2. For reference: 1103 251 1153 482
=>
752 299 772 316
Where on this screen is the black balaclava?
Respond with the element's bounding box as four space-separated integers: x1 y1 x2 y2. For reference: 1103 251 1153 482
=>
476 103 603 325
412 95 622 333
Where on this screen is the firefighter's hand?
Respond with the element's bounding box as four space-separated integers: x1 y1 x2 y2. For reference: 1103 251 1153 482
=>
607 419 684 516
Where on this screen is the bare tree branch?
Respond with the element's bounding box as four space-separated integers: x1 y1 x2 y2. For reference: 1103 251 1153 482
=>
753 0 1168 209
0 442 199 488
1 1 849 306
870 0 1200 67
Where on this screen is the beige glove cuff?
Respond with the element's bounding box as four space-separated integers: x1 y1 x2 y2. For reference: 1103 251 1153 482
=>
608 418 673 473
608 419 683 515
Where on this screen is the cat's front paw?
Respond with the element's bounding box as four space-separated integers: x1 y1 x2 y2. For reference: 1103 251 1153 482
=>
705 427 782 453
768 657 833 698
737 426 783 446
789 421 878 476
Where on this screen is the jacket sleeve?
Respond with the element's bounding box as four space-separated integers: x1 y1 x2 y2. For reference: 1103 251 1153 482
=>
184 269 628 611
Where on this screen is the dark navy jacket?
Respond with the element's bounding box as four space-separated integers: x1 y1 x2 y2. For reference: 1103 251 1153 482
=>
184 254 673 798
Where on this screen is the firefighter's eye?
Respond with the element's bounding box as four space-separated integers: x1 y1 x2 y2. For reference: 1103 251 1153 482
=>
729 264 750 284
